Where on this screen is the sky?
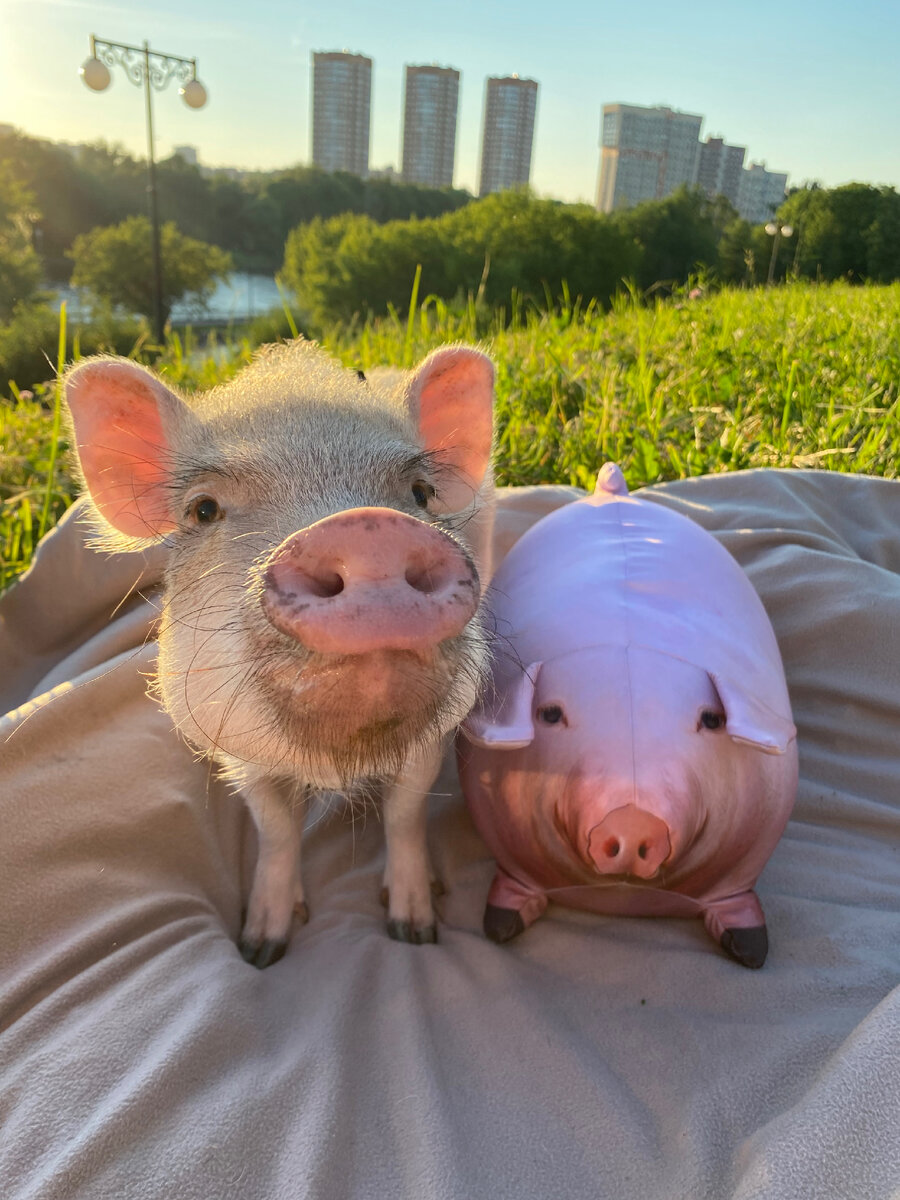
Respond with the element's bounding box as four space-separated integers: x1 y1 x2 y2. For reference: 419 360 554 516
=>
1 0 898 203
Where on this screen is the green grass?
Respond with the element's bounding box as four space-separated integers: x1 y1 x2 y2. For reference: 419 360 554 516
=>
2 281 899 592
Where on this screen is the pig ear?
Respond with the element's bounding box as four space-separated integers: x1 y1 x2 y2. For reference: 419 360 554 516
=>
709 670 797 755
65 357 189 541
462 662 541 749
405 346 494 506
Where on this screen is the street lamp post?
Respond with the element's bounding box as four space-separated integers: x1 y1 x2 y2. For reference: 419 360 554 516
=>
80 35 208 343
765 221 794 286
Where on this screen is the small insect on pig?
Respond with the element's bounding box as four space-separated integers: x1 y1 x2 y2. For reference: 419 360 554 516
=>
459 463 798 968
65 341 495 966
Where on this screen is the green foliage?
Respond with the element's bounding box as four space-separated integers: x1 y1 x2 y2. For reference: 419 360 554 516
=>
0 162 43 320
0 131 473 280
69 215 233 325
0 302 145 396
282 190 640 327
282 183 900 328
324 281 900 489
1 305 69 591
779 183 900 282
610 188 725 291
4 281 899 590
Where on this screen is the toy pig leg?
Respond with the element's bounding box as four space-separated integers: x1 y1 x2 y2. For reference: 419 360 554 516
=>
703 890 768 969
484 868 549 944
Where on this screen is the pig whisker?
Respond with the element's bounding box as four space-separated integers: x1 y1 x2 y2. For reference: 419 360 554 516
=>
228 530 272 544
108 573 162 621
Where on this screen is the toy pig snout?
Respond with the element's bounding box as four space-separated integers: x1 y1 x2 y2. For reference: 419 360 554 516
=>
261 507 480 655
587 805 672 879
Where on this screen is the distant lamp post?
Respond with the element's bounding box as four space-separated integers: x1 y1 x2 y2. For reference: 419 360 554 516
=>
79 34 208 343
765 221 793 286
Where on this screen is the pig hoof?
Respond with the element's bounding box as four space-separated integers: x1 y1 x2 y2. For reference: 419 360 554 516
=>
484 904 525 944
386 918 438 945
720 925 768 969
239 936 288 970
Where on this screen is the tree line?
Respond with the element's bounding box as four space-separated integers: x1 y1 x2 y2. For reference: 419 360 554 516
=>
280 184 900 327
3 120 900 391
0 130 472 279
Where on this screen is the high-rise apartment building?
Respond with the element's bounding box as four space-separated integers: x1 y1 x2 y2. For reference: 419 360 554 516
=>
596 104 702 212
478 75 538 197
401 65 460 188
311 51 372 177
737 162 788 224
698 136 745 209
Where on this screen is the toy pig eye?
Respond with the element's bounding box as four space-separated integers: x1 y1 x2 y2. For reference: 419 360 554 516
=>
537 704 566 726
188 495 223 525
411 480 435 509
699 710 726 731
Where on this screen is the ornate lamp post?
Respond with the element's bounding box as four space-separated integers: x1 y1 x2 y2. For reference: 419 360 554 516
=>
79 35 208 343
765 221 793 286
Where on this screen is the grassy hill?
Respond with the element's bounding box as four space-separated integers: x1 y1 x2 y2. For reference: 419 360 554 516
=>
3 281 899 590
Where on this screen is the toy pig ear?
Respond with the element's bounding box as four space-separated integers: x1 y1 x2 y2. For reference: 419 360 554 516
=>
709 669 797 755
405 346 494 508
65 357 190 541
462 662 542 749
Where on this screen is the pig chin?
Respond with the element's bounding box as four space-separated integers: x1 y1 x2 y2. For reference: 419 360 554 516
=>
258 640 481 782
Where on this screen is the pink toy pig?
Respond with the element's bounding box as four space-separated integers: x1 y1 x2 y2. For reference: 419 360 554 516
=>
459 464 798 967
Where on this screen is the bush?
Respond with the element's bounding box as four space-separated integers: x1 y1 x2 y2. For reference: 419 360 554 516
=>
69 215 233 326
0 302 145 397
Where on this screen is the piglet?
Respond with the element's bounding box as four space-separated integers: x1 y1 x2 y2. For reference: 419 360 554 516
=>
65 340 495 965
459 463 798 967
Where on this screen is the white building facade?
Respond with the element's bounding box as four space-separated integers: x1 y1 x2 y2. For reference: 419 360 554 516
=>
597 104 703 212
737 163 788 224
311 51 372 178
401 65 460 189
478 75 538 197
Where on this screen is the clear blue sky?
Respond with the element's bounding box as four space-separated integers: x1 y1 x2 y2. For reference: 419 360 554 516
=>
1 0 897 202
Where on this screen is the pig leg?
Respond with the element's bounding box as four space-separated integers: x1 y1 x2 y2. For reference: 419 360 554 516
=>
239 778 307 969
381 742 443 944
484 869 549 944
703 890 768 969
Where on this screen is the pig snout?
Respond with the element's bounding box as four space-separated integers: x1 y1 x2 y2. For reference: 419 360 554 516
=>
260 507 480 655
587 805 672 879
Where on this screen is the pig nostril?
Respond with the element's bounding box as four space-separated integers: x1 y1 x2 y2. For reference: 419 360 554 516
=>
604 838 620 858
306 570 344 599
405 563 437 594
638 843 649 859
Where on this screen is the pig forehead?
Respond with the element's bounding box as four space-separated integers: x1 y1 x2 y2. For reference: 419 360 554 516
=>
196 393 412 444
537 645 719 710
180 403 421 484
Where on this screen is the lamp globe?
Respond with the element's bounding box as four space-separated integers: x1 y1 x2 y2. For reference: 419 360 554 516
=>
179 79 207 109
80 57 111 91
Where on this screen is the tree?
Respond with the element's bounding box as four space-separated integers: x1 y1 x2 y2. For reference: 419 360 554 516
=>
0 162 42 320
280 191 639 328
68 215 232 325
779 183 900 282
612 188 721 292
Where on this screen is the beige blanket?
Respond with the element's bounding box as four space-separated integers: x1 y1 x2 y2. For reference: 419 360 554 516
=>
1 471 898 1200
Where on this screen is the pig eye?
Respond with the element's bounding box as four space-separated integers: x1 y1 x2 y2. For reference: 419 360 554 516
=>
411 480 435 509
537 704 566 726
188 496 223 525
699 710 726 731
